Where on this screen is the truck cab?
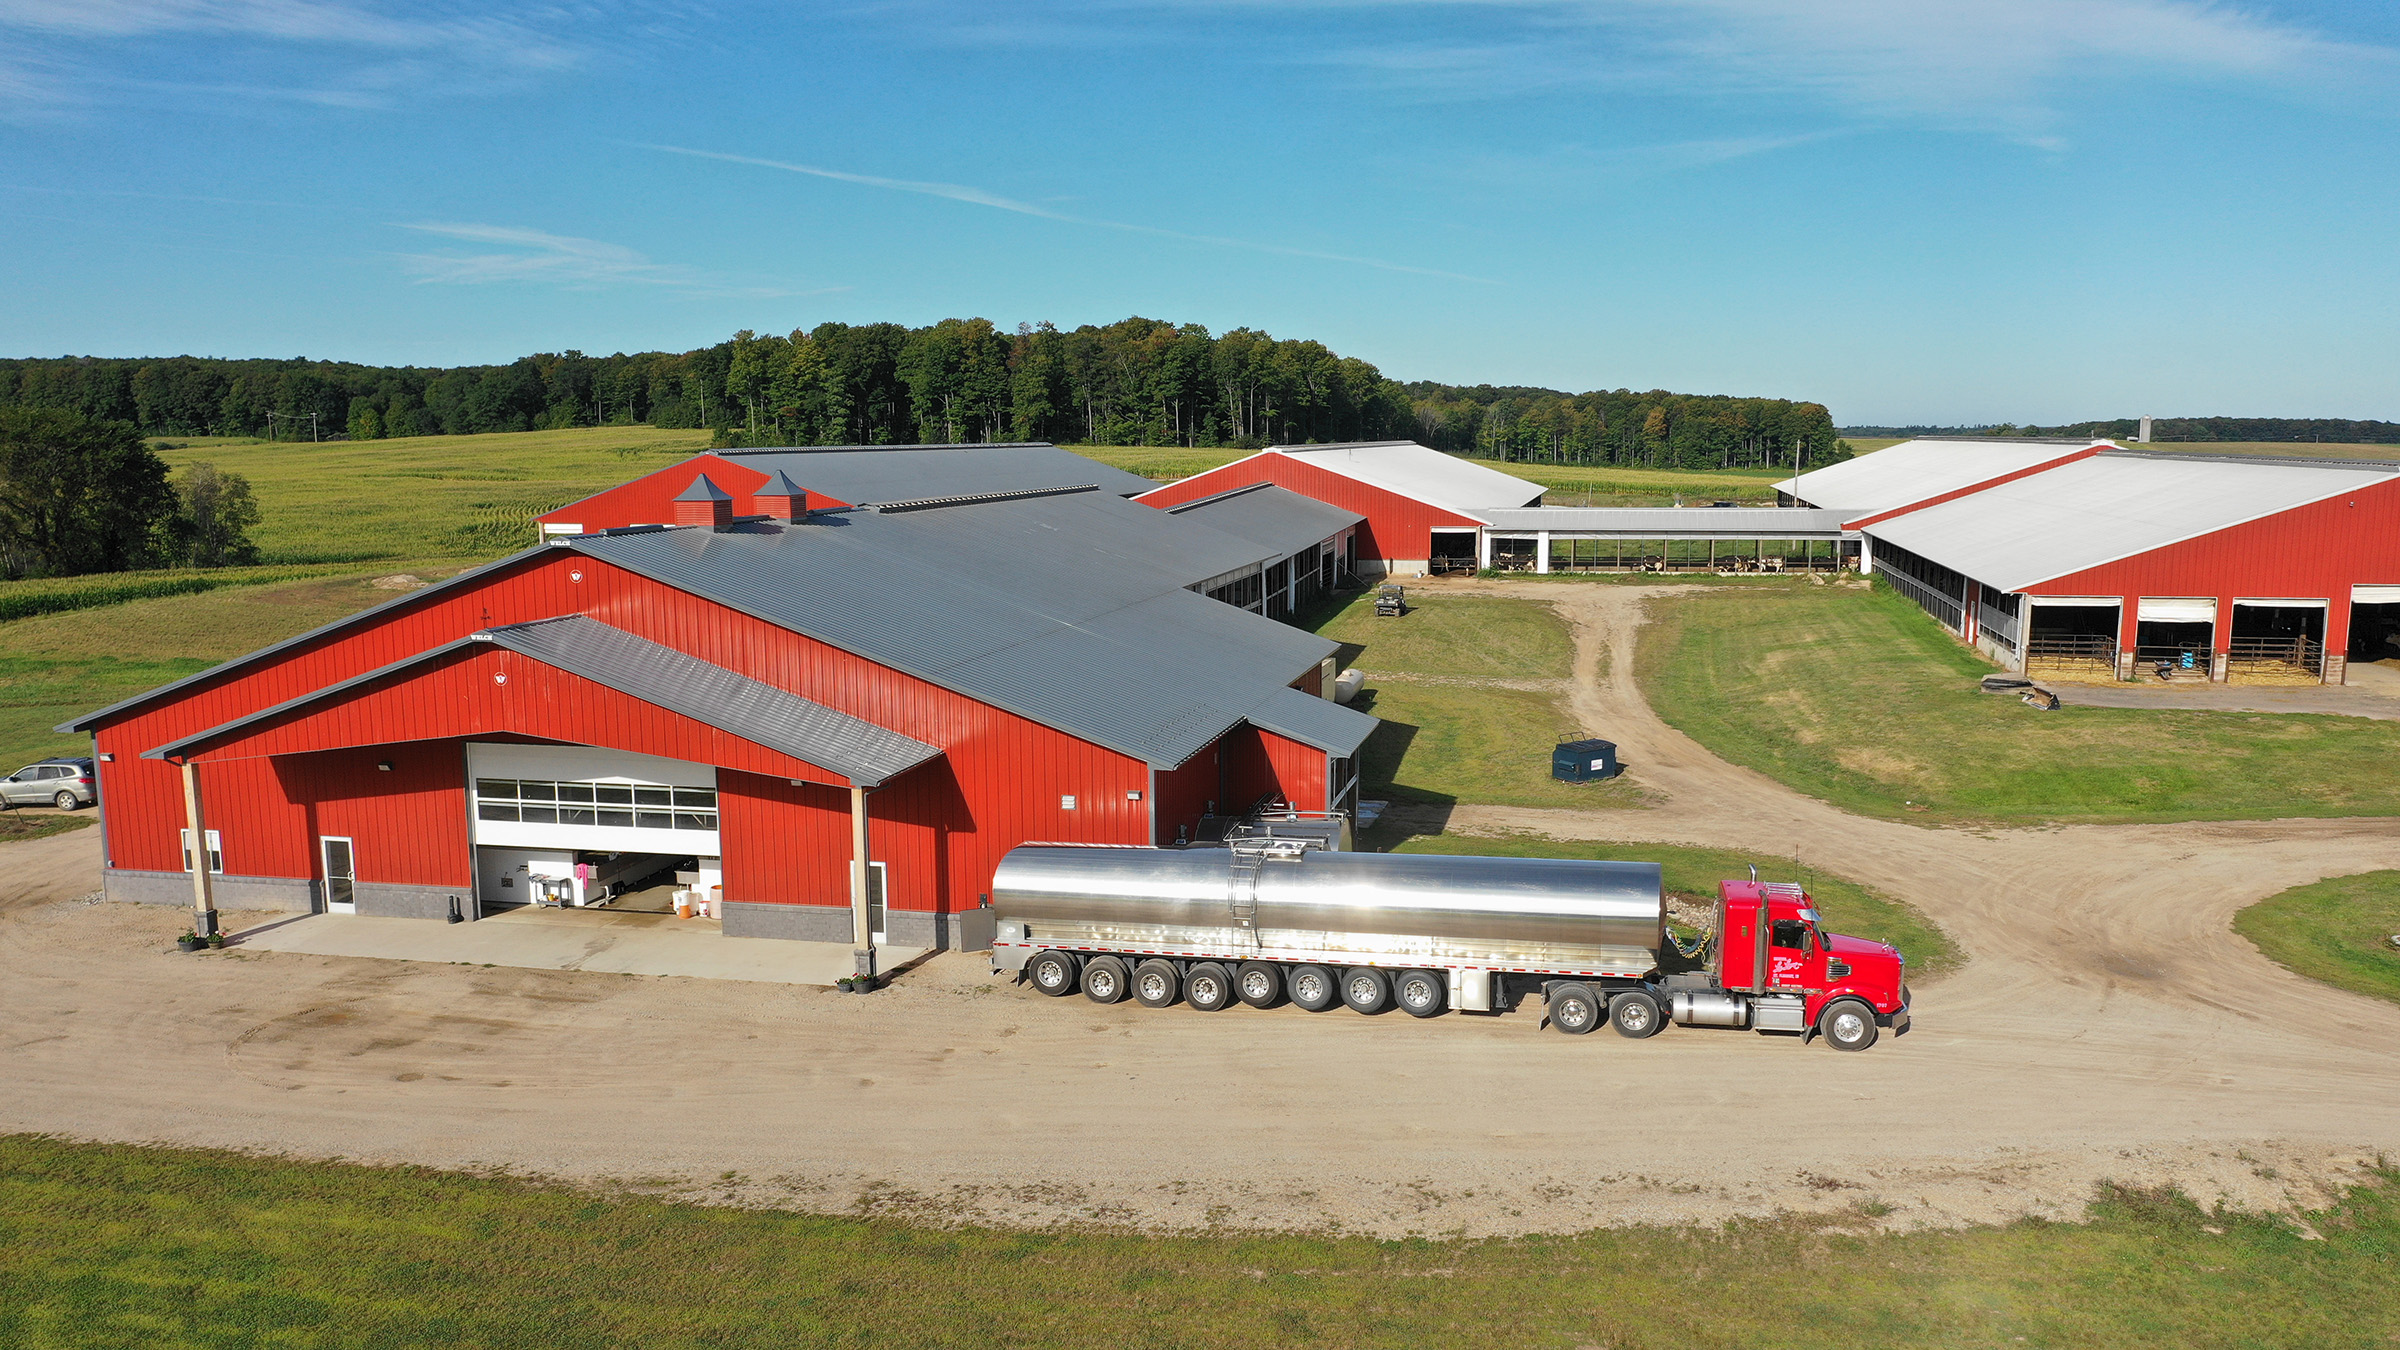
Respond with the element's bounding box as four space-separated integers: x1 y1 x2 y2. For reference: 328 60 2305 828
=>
1678 881 1908 1049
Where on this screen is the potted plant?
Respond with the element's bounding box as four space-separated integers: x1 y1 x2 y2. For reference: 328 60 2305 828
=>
205 933 226 950
835 975 856 993
176 931 204 953
851 973 874 994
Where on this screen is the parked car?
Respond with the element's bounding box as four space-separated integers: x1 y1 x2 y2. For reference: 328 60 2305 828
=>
2 758 97 809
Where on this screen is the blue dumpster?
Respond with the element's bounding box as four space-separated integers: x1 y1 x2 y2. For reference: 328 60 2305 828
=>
1552 738 1619 783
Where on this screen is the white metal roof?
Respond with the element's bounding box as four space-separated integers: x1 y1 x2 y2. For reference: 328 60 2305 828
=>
1478 507 1854 538
1777 437 2103 516
1271 442 1544 518
1863 452 2400 593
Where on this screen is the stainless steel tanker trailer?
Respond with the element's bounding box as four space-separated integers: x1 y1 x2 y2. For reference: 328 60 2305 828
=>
989 843 1910 1050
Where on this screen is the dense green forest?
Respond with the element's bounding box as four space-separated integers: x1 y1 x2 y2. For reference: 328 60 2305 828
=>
0 318 1844 472
1841 417 2400 444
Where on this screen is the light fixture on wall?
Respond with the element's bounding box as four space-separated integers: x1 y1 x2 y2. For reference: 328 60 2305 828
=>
376 761 394 772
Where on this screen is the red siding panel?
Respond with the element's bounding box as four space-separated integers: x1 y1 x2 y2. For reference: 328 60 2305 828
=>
537 455 851 533
2026 475 2400 657
274 743 473 887
1217 725 1330 814
1138 452 1485 565
1151 749 1219 845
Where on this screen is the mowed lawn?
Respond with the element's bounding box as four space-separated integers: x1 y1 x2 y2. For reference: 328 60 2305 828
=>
153 427 711 564
0 569 468 769
1640 584 2400 826
1312 591 1643 811
3 1136 2394 1350
1388 833 1960 978
2235 871 2400 1007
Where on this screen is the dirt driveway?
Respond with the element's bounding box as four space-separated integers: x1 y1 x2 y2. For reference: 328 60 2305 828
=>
5 584 2399 1237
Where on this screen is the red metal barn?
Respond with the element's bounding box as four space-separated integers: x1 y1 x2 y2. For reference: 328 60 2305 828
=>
1855 450 2400 685
1139 442 1542 577
69 469 1376 949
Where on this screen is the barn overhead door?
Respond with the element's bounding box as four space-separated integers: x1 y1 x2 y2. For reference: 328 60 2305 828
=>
2353 585 2400 605
466 743 719 853
2237 598 2328 609
2027 595 2118 607
2137 597 2217 622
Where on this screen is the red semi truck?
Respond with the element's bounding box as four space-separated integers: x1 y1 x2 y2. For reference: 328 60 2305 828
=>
990 844 1911 1050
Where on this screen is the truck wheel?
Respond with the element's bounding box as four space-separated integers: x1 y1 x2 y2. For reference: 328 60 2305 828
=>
1818 999 1878 1051
1027 950 1079 997
1394 969 1446 1018
1081 955 1130 1004
1288 964 1339 1012
1235 961 1284 1009
1547 983 1600 1035
1609 991 1663 1039
1340 967 1389 1014
1185 962 1235 1012
1133 959 1181 1008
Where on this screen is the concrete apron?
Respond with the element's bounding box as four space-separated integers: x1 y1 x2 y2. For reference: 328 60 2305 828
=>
227 906 926 987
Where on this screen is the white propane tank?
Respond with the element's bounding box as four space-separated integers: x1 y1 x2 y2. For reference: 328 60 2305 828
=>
1333 669 1366 704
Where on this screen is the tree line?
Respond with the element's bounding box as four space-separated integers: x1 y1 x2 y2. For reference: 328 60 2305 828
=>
1841 418 2400 445
0 409 261 579
0 317 1845 472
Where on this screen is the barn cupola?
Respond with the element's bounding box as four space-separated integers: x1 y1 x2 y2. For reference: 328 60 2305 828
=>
672 473 735 529
752 469 810 521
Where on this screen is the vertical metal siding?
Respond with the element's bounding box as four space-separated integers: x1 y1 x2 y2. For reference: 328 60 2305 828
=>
536 455 793 532
91 549 1154 918
274 743 474 887
1150 749 1219 844
1140 456 1485 565
1217 725 1332 814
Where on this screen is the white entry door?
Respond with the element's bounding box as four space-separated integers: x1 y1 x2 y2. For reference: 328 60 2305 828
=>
320 836 357 914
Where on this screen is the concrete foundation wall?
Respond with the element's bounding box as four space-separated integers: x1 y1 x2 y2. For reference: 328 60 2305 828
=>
720 901 995 950
104 867 315 913
355 883 475 922
721 900 854 942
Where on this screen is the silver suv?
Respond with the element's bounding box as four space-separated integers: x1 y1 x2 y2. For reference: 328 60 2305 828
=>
2 758 96 810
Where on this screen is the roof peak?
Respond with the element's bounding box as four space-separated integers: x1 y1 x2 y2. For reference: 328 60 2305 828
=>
673 473 733 502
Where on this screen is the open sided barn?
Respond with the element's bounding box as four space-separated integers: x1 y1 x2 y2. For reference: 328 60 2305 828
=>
65 446 1377 948
1783 439 2400 686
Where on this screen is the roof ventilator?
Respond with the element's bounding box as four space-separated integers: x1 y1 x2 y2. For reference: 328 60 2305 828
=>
874 484 1101 514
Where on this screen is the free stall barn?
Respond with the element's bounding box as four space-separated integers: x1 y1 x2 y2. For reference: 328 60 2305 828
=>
67 445 1377 949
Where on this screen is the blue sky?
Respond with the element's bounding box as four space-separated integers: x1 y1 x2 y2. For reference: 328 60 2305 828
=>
1 1 2394 424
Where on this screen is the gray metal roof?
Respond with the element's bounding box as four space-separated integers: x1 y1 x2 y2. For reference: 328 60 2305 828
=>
485 616 941 786
1478 507 1855 538
1863 451 2400 593
718 443 1158 503
1265 442 1546 517
1246 685 1378 758
1163 483 1362 558
140 616 942 786
1774 438 2105 515
570 489 1357 766
675 474 732 503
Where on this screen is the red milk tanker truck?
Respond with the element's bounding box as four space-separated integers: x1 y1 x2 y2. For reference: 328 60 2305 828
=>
989 842 1910 1050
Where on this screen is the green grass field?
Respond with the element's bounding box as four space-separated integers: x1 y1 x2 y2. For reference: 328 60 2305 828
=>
3 1135 2393 1350
0 568 469 770
1309 590 1643 812
1388 833 1960 978
2235 871 2400 1007
152 427 711 564
1639 583 2400 826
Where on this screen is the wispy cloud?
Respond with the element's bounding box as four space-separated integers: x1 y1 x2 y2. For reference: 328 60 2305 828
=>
898 0 2394 134
393 222 825 298
0 0 604 113
644 143 1498 283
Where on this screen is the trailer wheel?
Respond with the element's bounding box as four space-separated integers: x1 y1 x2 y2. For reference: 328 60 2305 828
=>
1340 967 1389 1014
1288 964 1339 1012
1235 961 1284 1009
1394 969 1446 1018
1081 955 1130 1004
1133 959 1181 1008
1818 999 1878 1052
1547 983 1600 1035
1609 990 1663 1039
1027 950 1079 997
1185 962 1235 1012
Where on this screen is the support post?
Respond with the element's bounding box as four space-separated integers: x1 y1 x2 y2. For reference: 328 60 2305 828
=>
1535 531 1551 574
179 759 217 937
850 784 875 977
1476 530 1493 571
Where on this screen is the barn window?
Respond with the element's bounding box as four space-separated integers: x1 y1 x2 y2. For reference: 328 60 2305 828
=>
180 828 223 875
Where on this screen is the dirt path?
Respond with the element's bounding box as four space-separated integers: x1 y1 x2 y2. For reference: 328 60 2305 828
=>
5 586 2399 1238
